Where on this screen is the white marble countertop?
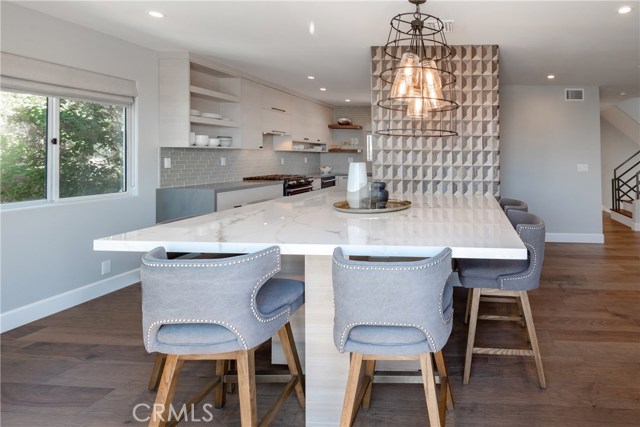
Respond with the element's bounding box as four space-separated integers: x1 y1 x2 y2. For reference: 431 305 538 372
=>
95 188 526 260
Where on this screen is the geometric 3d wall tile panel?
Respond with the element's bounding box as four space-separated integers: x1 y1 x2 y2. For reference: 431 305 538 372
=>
371 45 500 196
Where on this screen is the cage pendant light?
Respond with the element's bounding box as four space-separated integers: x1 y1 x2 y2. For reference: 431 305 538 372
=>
376 0 459 137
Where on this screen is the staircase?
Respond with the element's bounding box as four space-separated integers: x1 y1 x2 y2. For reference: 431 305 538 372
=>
611 150 640 231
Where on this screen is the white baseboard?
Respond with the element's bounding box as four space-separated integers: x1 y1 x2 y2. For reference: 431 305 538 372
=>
545 233 604 243
0 269 140 333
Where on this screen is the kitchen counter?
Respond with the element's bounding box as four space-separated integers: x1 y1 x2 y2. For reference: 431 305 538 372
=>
156 180 284 223
160 180 284 192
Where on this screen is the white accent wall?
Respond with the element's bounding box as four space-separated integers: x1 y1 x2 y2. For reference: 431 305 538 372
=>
500 85 604 243
0 3 159 331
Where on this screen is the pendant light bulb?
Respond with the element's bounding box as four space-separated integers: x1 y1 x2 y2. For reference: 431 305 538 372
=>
391 52 421 99
421 59 444 111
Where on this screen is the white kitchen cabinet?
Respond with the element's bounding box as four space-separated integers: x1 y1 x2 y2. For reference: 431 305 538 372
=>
262 86 292 135
240 79 265 149
160 53 258 149
272 97 333 152
216 184 283 211
262 108 291 135
262 86 291 113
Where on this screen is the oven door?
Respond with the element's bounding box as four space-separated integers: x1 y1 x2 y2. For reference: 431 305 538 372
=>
286 185 314 196
321 176 336 189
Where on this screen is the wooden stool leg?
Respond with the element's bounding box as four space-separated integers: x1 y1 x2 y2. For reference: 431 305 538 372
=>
463 288 482 384
362 360 376 409
227 360 236 393
433 351 453 410
464 288 473 324
519 291 546 388
148 353 166 391
214 360 227 408
150 354 184 427
277 322 305 408
341 353 364 427
236 349 257 427
419 353 441 427
516 297 527 328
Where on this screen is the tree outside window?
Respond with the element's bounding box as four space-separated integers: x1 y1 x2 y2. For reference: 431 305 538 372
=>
0 90 128 204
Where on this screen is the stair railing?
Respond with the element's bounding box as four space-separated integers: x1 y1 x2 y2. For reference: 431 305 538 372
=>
612 150 640 211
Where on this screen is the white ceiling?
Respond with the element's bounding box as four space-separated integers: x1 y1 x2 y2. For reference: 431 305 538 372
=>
12 0 640 107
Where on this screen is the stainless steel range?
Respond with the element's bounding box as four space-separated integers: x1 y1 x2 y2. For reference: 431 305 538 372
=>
243 174 314 196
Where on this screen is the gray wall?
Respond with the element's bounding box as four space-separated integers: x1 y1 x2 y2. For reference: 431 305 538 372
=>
500 85 603 241
600 118 639 209
0 3 159 328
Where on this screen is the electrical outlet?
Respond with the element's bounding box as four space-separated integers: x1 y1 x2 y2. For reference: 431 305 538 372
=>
101 260 111 275
220 157 226 166
163 157 171 168
577 164 589 172
280 158 284 165
304 157 308 164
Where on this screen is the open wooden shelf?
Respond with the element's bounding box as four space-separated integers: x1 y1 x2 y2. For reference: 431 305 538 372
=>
328 148 362 153
328 124 363 130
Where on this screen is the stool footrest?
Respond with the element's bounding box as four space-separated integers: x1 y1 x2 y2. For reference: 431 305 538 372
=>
473 347 534 357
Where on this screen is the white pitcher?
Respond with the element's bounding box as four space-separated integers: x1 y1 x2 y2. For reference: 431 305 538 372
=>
346 162 368 208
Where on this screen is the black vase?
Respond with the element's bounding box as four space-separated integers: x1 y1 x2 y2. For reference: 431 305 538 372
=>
370 182 389 209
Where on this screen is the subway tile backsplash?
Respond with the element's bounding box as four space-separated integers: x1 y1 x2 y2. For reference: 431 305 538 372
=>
160 137 321 187
160 106 374 188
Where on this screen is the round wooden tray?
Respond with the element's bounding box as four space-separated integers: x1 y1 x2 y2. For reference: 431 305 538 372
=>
332 199 412 214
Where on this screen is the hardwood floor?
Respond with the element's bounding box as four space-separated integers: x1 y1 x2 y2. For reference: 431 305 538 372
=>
2 214 639 426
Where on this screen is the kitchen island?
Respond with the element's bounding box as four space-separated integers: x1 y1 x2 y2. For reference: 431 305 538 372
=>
94 187 526 426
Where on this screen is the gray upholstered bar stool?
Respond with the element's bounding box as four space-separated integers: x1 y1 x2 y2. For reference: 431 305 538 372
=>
458 210 546 388
332 247 454 427
463 197 528 324
140 246 305 427
498 197 528 213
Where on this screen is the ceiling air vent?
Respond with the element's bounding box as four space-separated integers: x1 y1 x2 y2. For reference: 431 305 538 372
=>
565 88 584 101
425 20 454 33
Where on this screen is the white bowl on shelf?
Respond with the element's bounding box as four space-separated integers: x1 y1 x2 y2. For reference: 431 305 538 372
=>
195 135 209 146
219 137 232 147
209 138 220 147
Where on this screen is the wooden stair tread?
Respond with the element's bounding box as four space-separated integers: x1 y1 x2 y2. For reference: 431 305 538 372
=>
611 208 633 218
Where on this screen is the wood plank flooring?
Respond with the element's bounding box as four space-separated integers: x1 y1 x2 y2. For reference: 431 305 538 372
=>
2 214 639 426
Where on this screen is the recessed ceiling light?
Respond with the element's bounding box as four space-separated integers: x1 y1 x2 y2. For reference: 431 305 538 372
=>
309 21 315 35
320 88 327 91
617 6 632 14
345 99 351 102
547 74 555 79
307 76 315 80
619 91 627 96
148 11 164 18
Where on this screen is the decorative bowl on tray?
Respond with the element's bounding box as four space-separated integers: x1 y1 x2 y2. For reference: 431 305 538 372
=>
320 165 332 175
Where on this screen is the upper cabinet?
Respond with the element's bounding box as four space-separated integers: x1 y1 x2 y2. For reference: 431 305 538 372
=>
273 100 333 152
261 86 292 135
291 98 332 143
159 52 333 151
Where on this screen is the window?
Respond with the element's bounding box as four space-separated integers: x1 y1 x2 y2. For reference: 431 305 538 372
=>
0 90 130 204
